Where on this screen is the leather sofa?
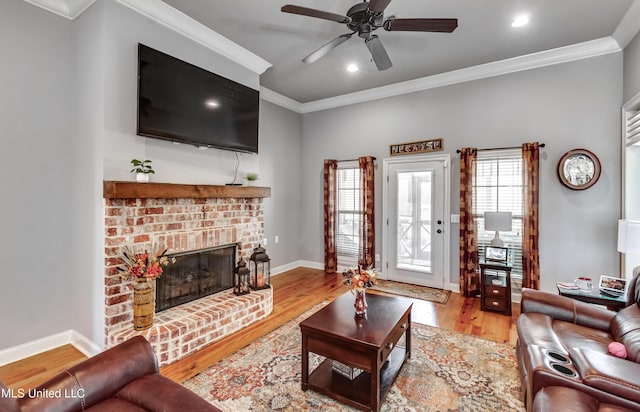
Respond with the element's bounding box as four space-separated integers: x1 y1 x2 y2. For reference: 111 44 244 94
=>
0 336 219 412
517 275 640 411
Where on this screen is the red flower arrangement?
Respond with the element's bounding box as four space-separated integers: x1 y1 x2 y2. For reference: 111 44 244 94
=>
342 266 378 292
119 244 175 280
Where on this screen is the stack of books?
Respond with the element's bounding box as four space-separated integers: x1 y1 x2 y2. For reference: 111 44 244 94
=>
332 360 363 380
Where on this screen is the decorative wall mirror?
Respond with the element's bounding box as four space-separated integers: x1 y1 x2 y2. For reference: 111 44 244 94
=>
557 149 601 190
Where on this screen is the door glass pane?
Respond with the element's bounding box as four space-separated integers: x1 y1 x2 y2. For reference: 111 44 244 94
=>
396 171 433 273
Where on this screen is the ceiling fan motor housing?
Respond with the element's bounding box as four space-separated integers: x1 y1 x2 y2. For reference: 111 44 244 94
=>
347 2 383 37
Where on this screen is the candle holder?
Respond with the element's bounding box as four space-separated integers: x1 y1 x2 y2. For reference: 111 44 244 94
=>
249 244 271 290
233 258 251 296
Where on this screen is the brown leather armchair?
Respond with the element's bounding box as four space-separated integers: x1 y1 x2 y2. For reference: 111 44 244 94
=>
517 275 640 411
0 336 219 412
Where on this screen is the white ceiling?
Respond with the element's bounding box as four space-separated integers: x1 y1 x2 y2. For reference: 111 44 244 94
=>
24 0 640 108
162 0 637 103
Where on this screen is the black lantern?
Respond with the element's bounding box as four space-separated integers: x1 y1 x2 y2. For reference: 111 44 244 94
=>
233 258 251 296
249 244 271 290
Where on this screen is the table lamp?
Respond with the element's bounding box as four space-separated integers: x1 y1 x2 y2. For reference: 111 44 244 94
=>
484 212 512 247
618 219 640 278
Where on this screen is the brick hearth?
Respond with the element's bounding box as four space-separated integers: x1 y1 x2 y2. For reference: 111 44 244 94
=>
103 183 272 365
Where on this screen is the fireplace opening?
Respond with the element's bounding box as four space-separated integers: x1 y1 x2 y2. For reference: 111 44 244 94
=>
156 244 236 312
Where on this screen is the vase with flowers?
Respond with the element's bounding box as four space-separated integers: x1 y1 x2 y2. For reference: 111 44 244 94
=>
342 266 378 315
119 243 175 330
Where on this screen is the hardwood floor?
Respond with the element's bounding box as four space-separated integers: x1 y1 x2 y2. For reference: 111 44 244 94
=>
0 267 519 390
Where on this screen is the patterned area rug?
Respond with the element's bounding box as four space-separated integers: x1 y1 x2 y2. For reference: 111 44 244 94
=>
370 279 451 304
183 306 524 411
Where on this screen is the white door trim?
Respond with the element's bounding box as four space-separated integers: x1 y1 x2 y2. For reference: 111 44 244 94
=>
382 154 451 289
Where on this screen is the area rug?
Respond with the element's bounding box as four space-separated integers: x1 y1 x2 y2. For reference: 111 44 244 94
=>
370 279 451 304
183 306 523 411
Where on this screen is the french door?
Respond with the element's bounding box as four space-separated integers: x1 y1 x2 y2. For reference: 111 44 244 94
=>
382 155 450 289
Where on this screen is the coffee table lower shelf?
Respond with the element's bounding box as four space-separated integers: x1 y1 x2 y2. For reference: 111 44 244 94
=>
306 345 407 411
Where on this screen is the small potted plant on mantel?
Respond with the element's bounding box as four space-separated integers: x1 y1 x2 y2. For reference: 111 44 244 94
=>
246 172 258 186
130 159 155 182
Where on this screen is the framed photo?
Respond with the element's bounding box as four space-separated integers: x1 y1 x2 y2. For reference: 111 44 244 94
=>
485 246 508 263
599 275 627 296
557 149 601 190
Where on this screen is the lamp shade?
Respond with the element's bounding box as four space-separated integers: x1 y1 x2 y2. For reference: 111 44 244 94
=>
618 219 640 255
484 212 513 232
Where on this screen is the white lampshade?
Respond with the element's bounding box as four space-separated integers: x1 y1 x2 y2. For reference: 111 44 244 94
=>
618 219 640 255
484 212 513 232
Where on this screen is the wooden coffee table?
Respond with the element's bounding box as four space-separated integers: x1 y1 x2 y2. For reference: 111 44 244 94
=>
300 292 412 411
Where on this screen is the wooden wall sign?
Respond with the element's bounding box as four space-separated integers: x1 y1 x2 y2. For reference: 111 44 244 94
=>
390 138 443 156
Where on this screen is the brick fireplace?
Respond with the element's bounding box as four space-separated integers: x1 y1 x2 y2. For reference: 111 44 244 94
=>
103 181 273 365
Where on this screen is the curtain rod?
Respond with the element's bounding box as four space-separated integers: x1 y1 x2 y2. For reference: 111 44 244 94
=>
456 143 545 154
337 156 377 162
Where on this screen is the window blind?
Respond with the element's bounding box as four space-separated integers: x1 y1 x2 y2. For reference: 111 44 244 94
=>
474 151 524 278
627 110 640 143
337 167 361 262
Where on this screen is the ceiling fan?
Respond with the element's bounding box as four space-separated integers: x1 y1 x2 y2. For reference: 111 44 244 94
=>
281 0 458 71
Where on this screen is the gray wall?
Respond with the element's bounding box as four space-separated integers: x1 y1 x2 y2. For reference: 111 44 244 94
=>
258 101 303 267
100 0 259 184
624 31 640 103
0 1 84 348
301 53 623 293
97 0 302 270
0 0 303 350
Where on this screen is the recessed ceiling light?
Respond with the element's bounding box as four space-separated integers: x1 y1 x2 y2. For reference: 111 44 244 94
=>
512 15 529 28
346 63 359 73
205 99 220 108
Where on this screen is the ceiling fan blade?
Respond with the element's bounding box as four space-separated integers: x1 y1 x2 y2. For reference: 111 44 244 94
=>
367 0 393 14
384 18 458 33
281 5 351 24
365 35 392 71
303 34 353 64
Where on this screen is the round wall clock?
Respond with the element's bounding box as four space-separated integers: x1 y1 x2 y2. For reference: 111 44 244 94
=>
557 149 601 190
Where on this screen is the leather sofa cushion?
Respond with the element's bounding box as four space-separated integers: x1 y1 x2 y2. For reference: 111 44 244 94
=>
518 312 613 355
611 304 640 363
517 312 566 351
0 381 20 412
571 348 640 404
533 386 632 412
85 398 147 411
115 375 215 412
554 321 613 354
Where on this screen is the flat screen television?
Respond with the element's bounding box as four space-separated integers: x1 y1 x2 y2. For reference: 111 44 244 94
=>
137 44 259 154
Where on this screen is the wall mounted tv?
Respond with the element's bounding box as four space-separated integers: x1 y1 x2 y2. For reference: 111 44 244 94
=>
137 44 259 154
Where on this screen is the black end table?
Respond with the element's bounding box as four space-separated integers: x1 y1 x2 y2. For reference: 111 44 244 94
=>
480 261 512 316
556 285 627 311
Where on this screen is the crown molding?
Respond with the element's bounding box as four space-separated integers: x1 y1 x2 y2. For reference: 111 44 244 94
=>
299 37 621 113
613 0 640 49
260 87 304 112
115 0 272 75
22 1 624 114
23 0 272 75
23 0 95 20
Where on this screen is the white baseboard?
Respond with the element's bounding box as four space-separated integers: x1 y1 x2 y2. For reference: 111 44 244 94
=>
0 330 101 366
271 260 319 276
296 260 324 270
70 331 102 357
449 283 461 293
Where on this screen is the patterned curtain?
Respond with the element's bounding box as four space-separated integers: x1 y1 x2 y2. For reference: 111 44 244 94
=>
323 160 338 273
522 143 540 289
358 156 376 268
459 148 479 297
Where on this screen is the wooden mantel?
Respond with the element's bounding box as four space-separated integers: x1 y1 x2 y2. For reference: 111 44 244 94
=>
103 181 271 199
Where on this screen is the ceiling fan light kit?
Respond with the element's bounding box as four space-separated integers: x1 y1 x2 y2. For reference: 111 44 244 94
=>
281 0 458 71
